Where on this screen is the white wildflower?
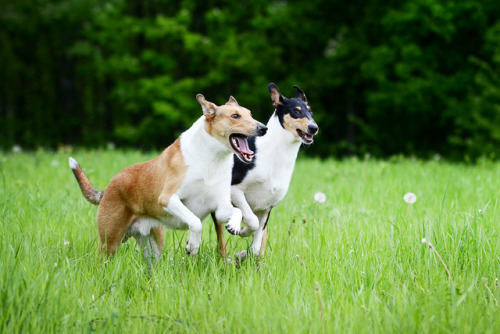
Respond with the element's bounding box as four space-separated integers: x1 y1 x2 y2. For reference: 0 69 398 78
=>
404 192 417 204
314 192 326 203
12 145 22 153
421 238 427 244
64 241 70 247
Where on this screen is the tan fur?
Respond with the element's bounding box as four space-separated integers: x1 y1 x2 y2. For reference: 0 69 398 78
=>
96 138 186 255
213 219 228 258
269 87 282 107
283 114 310 139
259 226 268 257
71 166 102 204
73 94 263 258
208 105 256 143
200 95 260 153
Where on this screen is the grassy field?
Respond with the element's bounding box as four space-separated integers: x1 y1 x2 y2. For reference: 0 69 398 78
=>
0 150 499 333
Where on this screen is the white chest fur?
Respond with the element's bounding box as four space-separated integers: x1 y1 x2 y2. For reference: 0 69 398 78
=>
135 117 233 231
177 117 233 218
236 115 301 212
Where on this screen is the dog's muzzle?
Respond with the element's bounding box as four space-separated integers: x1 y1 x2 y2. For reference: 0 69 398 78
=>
256 122 268 136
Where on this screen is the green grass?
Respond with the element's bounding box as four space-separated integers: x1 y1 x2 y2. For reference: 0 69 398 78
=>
1 150 499 333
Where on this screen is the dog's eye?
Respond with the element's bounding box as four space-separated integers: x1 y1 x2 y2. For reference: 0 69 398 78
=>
231 114 240 119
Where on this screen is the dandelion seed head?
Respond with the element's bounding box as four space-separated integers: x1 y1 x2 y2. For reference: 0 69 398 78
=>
421 238 427 244
404 192 417 204
12 145 22 153
314 192 326 203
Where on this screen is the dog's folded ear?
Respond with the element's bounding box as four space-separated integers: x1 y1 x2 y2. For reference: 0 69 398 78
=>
196 94 218 118
293 85 308 103
268 83 285 107
226 96 239 106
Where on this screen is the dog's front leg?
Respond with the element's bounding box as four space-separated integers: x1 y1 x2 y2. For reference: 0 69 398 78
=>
161 194 202 255
216 203 243 236
229 187 259 237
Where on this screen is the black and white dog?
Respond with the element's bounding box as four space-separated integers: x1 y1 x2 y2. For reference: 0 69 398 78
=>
212 83 318 259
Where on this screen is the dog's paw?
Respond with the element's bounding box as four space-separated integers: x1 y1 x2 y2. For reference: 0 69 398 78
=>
225 208 242 235
185 237 200 256
225 223 240 235
235 250 248 262
185 243 199 256
238 226 255 238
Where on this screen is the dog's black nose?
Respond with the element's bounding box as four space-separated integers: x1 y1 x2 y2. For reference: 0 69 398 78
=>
257 123 268 136
308 124 318 135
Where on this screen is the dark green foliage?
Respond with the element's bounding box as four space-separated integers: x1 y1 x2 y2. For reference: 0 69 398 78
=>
1 0 499 159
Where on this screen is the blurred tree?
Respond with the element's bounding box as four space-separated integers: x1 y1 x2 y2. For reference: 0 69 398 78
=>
450 22 500 159
1 0 499 160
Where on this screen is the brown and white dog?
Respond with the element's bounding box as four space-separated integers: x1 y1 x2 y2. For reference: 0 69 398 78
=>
69 94 267 265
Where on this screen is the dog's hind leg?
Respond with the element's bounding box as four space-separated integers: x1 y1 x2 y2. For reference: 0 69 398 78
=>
162 194 202 255
211 212 229 258
97 204 134 257
134 228 163 273
236 209 272 261
247 210 271 256
151 227 164 254
259 225 269 257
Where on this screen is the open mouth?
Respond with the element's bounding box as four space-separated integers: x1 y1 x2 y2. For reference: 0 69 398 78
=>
230 134 254 163
297 129 314 144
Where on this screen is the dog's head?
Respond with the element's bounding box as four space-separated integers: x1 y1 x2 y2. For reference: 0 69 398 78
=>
268 83 318 144
196 94 267 163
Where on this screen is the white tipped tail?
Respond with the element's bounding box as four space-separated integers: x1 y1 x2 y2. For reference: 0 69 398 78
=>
68 157 103 205
68 157 79 170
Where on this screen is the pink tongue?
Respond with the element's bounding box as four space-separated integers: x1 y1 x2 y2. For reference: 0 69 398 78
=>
235 137 253 155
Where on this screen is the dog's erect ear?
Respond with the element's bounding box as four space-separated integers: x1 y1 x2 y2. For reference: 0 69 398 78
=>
196 94 217 118
226 96 239 106
268 83 285 107
293 85 308 103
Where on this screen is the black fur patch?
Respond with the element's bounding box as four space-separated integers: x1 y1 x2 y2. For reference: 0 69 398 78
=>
276 98 313 129
231 136 257 185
